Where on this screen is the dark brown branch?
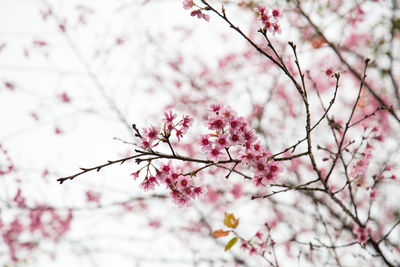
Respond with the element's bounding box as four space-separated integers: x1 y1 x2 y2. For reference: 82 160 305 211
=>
378 219 400 244
57 154 143 184
251 178 321 199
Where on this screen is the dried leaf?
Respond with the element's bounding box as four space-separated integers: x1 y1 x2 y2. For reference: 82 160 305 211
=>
213 229 230 238
224 212 239 228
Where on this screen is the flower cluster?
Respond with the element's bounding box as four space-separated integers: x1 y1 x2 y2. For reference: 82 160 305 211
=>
133 162 203 207
159 162 203 207
134 111 201 207
202 104 283 186
350 144 373 180
182 0 210 22
138 111 193 150
239 229 275 256
132 105 282 207
256 6 282 34
2 189 73 262
353 225 371 244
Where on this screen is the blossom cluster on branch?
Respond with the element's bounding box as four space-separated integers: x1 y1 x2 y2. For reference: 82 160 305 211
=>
131 103 283 206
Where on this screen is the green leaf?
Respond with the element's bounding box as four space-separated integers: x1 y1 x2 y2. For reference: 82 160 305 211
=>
224 237 238 252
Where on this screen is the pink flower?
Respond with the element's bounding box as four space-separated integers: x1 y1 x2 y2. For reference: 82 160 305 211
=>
216 133 229 149
242 150 256 165
170 168 182 181
350 146 373 179
268 160 283 175
240 241 249 250
353 225 371 244
385 163 392 171
86 190 101 204
271 22 281 34
139 176 159 191
130 170 140 180
192 186 204 199
249 247 258 255
370 189 379 200
4 81 15 90
325 68 333 76
231 184 243 199
139 138 152 149
220 105 236 122
13 188 25 208
176 196 191 207
243 128 256 143
160 161 173 175
255 231 263 239
54 127 63 135
272 8 281 18
229 117 244 131
190 9 209 22
202 14 210 22
209 103 223 113
163 110 177 127
182 0 194 10
177 176 189 189
207 146 223 163
60 92 71 103
264 170 278 183
143 125 160 141
253 176 265 187
254 159 268 175
148 220 161 228
207 114 226 130
183 186 193 196
229 131 243 145
252 160 282 186
257 6 266 14
200 135 212 151
256 6 282 34
175 128 184 142
171 190 191 207
205 186 220 203
148 176 159 184
181 115 193 131
252 142 266 156
190 9 199 17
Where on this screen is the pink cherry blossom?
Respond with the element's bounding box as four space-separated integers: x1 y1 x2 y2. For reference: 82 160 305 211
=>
231 183 243 199
200 134 212 151
272 8 281 18
206 114 226 130
215 133 229 149
370 189 379 200
163 110 177 128
139 176 158 191
182 0 194 10
209 103 223 113
143 125 160 141
86 190 101 204
220 105 236 122
353 225 371 244
207 146 223 163
130 170 140 180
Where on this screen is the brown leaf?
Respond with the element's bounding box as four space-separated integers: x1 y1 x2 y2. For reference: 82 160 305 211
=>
213 229 230 238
